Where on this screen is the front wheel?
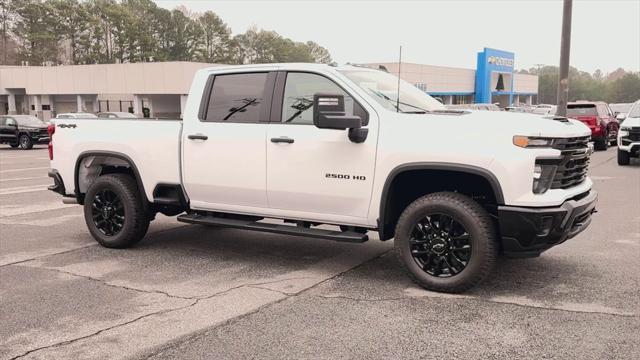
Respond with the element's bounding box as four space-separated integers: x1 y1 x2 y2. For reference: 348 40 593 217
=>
618 149 630 165
84 174 150 248
394 192 497 293
18 134 33 150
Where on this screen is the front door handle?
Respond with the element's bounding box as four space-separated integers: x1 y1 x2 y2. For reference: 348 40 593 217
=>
270 137 294 144
188 134 208 140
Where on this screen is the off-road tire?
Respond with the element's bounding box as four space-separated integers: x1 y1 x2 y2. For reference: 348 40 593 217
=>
394 192 497 293
617 149 630 165
18 134 33 150
84 174 149 248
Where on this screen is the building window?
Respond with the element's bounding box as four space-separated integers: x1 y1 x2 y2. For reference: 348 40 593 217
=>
414 83 427 92
42 105 51 110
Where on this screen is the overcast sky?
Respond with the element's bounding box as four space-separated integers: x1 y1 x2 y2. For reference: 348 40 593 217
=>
153 0 640 74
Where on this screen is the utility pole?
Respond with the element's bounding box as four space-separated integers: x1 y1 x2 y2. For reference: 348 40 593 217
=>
556 0 573 116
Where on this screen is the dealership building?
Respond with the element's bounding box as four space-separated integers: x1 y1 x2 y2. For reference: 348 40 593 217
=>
366 48 538 107
0 48 537 120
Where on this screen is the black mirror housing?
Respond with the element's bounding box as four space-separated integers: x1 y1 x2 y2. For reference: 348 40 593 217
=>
313 94 362 130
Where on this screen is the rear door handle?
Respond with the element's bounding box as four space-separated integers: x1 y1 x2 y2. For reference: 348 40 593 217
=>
188 134 208 140
270 137 294 144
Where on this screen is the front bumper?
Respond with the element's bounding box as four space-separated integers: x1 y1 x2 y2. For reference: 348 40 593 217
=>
32 134 50 144
498 190 597 257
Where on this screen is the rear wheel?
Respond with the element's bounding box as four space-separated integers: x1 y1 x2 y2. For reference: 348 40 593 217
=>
594 135 608 151
84 174 149 248
18 134 33 150
618 149 630 165
394 192 497 293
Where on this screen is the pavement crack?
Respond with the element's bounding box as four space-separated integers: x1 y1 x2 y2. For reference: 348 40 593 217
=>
143 250 394 358
9 300 199 360
0 244 97 268
32 266 197 300
313 293 637 318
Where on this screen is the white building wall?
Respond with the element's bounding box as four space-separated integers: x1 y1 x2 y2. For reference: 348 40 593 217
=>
365 63 477 93
513 73 538 94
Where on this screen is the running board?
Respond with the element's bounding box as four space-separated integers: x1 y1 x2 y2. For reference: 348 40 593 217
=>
177 213 368 243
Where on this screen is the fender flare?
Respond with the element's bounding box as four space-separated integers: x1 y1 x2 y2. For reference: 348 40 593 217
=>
377 162 505 239
74 150 148 205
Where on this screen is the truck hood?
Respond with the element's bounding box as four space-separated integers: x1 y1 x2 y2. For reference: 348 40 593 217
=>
451 110 592 138
621 117 640 128
21 125 49 130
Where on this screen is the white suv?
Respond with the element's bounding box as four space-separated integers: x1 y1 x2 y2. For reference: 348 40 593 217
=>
617 100 640 165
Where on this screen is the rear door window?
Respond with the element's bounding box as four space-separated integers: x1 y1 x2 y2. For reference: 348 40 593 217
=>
566 104 597 117
205 73 271 123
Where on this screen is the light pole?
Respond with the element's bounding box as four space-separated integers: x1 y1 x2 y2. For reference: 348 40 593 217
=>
556 0 573 117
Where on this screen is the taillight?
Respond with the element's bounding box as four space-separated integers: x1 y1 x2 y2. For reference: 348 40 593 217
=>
47 123 55 160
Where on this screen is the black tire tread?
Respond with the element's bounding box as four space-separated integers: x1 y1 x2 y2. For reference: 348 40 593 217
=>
617 149 630 165
394 191 497 293
84 173 149 248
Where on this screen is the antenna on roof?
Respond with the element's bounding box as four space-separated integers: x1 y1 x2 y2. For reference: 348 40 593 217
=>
396 46 402 113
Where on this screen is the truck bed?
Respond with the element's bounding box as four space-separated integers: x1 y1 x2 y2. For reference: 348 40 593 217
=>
50 118 183 201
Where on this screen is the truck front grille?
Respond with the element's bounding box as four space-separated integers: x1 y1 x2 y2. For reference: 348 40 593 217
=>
624 127 640 142
551 136 591 189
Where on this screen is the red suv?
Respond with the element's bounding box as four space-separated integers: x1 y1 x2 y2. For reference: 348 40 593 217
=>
566 101 619 151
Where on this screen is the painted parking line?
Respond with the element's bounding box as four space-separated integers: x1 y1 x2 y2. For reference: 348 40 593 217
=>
0 201 78 217
0 176 49 182
0 185 49 195
0 166 49 174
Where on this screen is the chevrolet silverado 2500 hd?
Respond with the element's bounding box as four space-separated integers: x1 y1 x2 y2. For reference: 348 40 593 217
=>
48 64 598 293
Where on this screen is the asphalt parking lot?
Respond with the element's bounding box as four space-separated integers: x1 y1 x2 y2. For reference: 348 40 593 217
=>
1 146 638 359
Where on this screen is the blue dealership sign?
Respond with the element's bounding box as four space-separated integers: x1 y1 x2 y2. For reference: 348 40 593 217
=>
475 48 515 104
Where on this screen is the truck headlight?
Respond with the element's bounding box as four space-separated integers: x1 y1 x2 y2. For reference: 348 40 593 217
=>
513 136 555 148
619 127 631 137
533 163 557 194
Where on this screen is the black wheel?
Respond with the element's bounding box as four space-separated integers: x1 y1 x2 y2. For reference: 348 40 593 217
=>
394 192 497 293
84 174 150 248
594 136 608 151
9 143 19 148
18 134 33 150
618 149 630 165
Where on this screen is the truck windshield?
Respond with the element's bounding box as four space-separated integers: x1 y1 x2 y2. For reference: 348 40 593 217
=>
628 103 640 118
338 70 446 113
12 115 46 126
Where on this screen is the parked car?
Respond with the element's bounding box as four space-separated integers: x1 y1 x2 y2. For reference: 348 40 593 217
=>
56 113 98 119
97 112 137 119
0 115 50 150
532 104 557 115
447 103 501 111
616 100 640 165
48 63 597 293
504 106 529 113
566 101 619 151
609 103 633 118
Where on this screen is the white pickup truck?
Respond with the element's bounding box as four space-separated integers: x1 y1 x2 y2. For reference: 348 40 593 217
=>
48 63 598 292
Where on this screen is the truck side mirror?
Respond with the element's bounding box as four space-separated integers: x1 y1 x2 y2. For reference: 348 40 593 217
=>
616 113 626 121
313 93 368 143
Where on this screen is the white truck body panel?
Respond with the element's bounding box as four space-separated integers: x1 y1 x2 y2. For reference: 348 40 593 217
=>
51 119 182 201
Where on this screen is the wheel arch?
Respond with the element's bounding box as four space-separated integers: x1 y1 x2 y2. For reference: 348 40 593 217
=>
378 162 505 240
74 151 148 205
